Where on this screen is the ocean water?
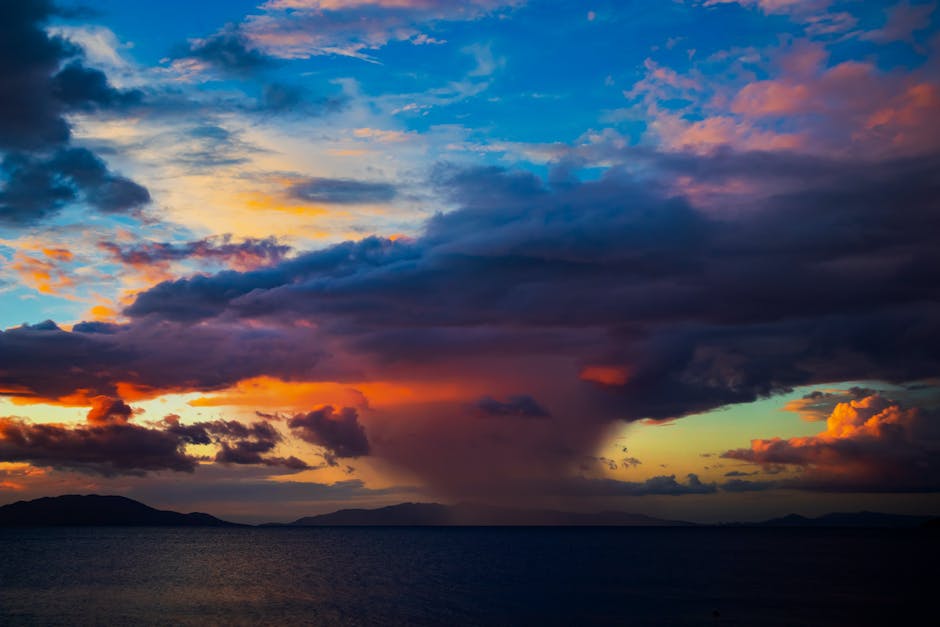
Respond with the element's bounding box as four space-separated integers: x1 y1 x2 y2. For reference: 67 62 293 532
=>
0 527 935 626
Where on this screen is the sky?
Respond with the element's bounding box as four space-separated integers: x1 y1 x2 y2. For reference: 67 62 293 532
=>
0 0 939 524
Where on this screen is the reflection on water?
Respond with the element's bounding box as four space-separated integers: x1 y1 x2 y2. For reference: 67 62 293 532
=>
0 527 936 626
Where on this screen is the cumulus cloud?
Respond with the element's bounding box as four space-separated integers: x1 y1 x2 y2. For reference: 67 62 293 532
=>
722 395 940 491
288 406 370 465
174 418 311 470
0 417 198 476
0 407 312 476
86 396 133 425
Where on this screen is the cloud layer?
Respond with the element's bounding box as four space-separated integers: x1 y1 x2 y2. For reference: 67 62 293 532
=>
723 394 940 492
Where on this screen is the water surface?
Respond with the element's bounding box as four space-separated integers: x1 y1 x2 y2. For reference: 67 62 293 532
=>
0 527 935 625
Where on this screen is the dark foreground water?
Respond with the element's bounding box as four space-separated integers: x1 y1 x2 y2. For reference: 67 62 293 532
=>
0 527 936 626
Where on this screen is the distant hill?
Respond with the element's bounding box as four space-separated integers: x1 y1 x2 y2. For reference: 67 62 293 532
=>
0 495 238 527
286 502 695 527
753 511 936 528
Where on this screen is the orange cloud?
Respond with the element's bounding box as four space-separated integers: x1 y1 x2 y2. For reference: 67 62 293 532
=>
9 388 98 407
188 376 481 410
722 395 939 491
7 381 188 407
580 366 630 386
10 251 76 296
41 248 73 262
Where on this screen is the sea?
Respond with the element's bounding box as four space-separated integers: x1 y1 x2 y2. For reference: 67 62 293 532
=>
0 526 935 626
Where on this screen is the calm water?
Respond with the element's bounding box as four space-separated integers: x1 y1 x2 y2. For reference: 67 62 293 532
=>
0 527 935 626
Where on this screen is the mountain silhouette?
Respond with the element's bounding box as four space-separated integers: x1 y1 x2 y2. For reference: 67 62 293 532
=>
752 511 935 528
0 494 238 527
284 502 695 526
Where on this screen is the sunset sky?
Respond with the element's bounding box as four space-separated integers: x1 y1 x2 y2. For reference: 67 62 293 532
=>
1 0 938 523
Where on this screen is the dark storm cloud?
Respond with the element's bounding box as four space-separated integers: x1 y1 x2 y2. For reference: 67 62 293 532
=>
6 150 940 421
0 0 150 224
117 153 940 420
178 27 275 76
475 395 550 419
288 407 370 465
289 177 398 204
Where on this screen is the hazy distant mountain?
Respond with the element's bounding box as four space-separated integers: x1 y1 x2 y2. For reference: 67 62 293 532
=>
753 511 935 528
286 502 695 526
0 495 237 527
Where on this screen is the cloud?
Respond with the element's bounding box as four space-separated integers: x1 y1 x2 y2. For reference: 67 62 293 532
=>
0 148 150 223
86 396 133 425
862 1 936 44
175 26 276 76
0 0 149 224
719 478 779 492
288 406 370 465
240 0 522 60
723 470 757 477
51 61 142 109
475 395 550 419
99 235 291 272
550 474 717 497
1 146 938 496
0 417 198 476
0 405 316 476
118 155 940 414
722 395 940 491
289 177 397 204
0 319 324 403
256 82 345 114
626 29 940 158
0 2 141 144
173 418 312 469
